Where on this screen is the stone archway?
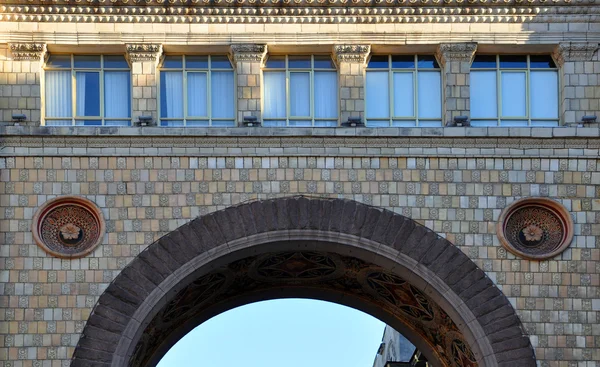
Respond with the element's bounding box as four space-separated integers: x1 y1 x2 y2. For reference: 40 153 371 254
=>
71 197 536 367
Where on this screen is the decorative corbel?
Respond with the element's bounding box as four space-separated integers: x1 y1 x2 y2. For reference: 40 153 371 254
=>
229 44 268 64
333 45 371 65
125 44 163 63
435 43 478 67
9 43 47 61
553 42 599 67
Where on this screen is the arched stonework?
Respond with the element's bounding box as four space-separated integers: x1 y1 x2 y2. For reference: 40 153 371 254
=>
72 197 536 367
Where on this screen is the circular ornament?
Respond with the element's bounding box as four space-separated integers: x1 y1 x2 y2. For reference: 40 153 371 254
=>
497 198 573 260
32 196 105 259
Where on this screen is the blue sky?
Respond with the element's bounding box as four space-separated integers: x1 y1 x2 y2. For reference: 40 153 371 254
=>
158 299 385 367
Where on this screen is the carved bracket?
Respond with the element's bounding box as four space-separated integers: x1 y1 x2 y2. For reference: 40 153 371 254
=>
333 44 371 65
229 44 268 64
125 44 163 63
9 43 47 61
553 42 599 67
435 43 478 67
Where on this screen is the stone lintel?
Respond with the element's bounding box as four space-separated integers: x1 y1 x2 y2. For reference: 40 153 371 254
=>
9 43 47 61
553 42 599 66
229 44 268 64
125 43 163 63
435 43 478 67
333 44 371 65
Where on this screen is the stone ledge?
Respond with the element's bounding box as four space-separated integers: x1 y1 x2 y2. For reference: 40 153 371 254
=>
1 126 599 138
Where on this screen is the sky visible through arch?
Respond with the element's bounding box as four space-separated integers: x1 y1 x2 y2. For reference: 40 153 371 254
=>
157 299 386 367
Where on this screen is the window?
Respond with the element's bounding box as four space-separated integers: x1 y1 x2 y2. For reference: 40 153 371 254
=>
366 55 442 127
263 55 338 127
470 55 559 127
159 55 235 127
44 54 131 126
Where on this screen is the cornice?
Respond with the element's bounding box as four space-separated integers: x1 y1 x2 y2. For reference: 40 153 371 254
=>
553 42 599 66
1 5 600 23
8 42 46 61
230 44 268 64
435 42 477 66
125 43 163 63
333 45 371 65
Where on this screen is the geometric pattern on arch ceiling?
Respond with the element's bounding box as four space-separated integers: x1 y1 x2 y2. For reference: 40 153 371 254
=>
131 251 477 367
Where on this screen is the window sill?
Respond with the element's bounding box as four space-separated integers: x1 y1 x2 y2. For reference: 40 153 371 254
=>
0 125 598 138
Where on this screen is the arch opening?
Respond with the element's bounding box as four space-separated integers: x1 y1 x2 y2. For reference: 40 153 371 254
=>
72 197 536 367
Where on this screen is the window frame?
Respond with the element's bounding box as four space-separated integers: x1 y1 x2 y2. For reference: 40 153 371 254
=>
470 54 559 127
262 54 339 127
43 54 132 126
365 54 443 127
158 54 237 127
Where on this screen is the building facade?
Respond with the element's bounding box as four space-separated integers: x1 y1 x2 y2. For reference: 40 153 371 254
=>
1 1 600 366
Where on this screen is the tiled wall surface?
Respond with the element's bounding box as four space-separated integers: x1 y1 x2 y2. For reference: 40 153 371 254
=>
0 130 599 366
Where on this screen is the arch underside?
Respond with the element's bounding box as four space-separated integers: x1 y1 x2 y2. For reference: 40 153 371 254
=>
72 196 536 367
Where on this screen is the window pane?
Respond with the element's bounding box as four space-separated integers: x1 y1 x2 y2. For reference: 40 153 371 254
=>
314 120 337 127
104 55 129 69
163 56 183 69
45 70 72 118
289 56 311 69
392 120 417 127
289 120 312 127
367 120 389 127
186 120 209 127
45 120 72 126
393 72 414 117
501 72 526 117
290 72 310 117
263 72 286 118
105 120 130 126
211 71 235 119
418 71 441 119
417 55 439 69
531 120 559 127
160 72 184 118
263 120 287 127
530 71 558 119
211 120 235 127
211 56 232 69
74 55 101 69
314 56 335 69
46 55 71 68
265 56 285 69
187 56 209 69
499 55 527 68
530 55 556 69
391 55 414 69
419 121 442 127
75 72 100 117
366 71 389 119
160 120 184 127
187 72 208 117
471 120 498 127
500 120 528 127
471 55 496 69
314 71 338 119
104 71 131 118
470 71 497 118
367 56 389 69
75 120 102 126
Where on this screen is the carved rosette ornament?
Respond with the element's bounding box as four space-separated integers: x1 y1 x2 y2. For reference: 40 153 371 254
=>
333 44 371 65
9 43 47 61
229 44 268 64
497 198 574 260
125 44 163 63
435 43 478 67
32 196 106 259
553 42 599 67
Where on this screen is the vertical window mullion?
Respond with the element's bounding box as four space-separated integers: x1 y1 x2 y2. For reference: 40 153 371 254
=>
526 55 531 125
100 56 105 124
183 57 188 126
207 55 212 125
285 56 290 126
388 55 393 126
310 56 315 126
496 55 501 126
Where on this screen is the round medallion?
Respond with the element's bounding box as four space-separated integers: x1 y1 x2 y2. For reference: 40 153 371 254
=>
32 196 105 259
497 198 573 260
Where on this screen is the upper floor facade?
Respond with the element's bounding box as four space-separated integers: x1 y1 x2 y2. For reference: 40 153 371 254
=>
1 0 599 130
